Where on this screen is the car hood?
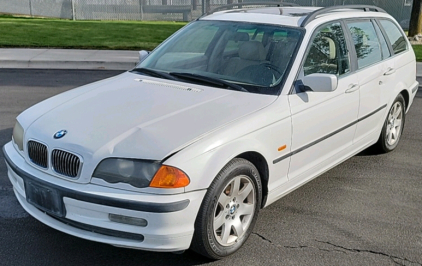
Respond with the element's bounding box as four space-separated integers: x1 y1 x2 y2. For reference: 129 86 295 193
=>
25 72 276 161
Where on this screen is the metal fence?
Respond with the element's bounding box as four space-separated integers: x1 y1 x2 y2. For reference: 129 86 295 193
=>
0 0 413 27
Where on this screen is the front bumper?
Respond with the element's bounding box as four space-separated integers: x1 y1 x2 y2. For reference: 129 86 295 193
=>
3 142 206 252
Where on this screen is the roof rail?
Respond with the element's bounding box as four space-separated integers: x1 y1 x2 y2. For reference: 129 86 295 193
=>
206 2 298 16
301 5 386 27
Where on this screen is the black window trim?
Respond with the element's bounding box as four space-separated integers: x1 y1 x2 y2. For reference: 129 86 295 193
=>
372 19 392 60
340 19 358 73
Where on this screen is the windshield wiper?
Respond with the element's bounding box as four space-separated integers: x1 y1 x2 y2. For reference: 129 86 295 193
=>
131 67 177 80
170 72 248 92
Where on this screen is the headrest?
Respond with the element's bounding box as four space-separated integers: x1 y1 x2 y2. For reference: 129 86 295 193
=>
362 34 368 46
239 41 267 61
322 37 336 60
232 32 250 42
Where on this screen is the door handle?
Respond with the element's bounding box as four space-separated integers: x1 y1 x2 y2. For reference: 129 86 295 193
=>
345 83 360 93
384 67 396 76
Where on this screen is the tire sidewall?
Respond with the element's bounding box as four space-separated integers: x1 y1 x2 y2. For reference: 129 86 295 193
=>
201 159 262 258
381 95 406 152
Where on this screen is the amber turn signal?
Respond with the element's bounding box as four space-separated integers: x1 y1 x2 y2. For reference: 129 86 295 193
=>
149 165 190 188
278 145 287 151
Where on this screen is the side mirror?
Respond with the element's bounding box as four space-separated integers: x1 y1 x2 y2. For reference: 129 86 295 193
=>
300 73 338 92
138 50 150 63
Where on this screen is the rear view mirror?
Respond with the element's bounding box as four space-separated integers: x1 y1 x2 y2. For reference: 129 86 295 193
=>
300 73 338 92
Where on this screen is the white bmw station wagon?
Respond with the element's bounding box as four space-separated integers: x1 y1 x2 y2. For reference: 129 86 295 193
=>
3 4 418 259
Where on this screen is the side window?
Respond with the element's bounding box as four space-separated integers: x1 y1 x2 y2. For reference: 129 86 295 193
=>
379 20 407 54
303 22 350 76
347 20 382 69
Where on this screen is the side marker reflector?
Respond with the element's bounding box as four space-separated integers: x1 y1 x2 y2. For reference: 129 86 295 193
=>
278 145 287 152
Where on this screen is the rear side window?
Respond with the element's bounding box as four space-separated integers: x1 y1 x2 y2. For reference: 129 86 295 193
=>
379 20 407 54
347 21 382 69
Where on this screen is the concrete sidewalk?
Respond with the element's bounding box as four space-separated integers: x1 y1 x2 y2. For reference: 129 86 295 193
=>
1 48 422 77
0 48 139 70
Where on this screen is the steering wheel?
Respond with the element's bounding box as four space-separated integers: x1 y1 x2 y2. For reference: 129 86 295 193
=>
259 63 283 79
235 63 281 86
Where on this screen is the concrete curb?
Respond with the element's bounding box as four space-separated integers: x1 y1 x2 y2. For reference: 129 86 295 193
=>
0 48 139 70
0 60 137 70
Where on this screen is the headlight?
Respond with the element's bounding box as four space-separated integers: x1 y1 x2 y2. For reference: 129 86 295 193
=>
12 121 24 151
93 158 190 189
93 158 161 188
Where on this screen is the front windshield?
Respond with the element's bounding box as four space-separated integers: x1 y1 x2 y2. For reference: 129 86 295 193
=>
137 20 303 95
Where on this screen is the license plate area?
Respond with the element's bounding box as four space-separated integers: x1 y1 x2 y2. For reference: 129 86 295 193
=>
25 181 65 217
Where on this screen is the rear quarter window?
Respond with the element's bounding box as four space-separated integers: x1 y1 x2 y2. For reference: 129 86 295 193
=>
379 20 407 54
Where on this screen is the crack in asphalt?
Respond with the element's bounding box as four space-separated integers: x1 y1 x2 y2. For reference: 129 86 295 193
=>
252 233 421 265
251 233 346 254
316 240 422 266
252 232 273 244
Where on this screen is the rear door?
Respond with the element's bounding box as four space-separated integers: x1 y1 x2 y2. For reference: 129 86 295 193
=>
345 19 389 143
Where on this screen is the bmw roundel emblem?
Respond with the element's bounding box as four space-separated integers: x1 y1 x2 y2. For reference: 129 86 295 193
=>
54 130 67 139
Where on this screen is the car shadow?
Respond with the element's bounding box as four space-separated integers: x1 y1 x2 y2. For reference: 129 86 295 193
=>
355 145 381 156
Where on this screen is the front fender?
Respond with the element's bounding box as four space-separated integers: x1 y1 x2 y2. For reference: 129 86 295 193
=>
164 107 292 193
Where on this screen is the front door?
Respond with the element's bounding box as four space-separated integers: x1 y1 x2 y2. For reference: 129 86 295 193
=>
288 21 359 181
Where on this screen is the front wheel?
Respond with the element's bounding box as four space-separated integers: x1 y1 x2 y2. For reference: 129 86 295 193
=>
191 158 262 259
375 94 406 153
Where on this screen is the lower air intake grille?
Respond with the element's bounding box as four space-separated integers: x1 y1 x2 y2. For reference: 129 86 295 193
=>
51 149 81 178
28 141 48 168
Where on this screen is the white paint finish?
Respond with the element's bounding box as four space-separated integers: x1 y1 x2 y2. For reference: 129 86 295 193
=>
166 96 292 192
265 126 379 206
21 72 275 183
379 57 396 107
353 63 384 143
302 73 338 92
392 48 418 111
288 73 360 180
202 9 306 27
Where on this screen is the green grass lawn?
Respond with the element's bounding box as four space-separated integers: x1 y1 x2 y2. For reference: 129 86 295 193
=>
412 45 422 62
1 16 422 62
0 16 186 50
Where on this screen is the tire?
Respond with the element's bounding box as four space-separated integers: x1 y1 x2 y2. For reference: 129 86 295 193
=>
375 94 406 153
190 158 262 259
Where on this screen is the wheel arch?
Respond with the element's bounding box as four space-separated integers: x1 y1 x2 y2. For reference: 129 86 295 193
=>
236 151 269 208
167 134 277 197
400 89 410 112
